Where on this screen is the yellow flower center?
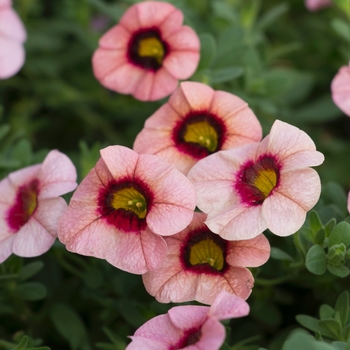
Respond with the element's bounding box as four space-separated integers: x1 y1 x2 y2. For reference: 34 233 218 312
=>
253 168 277 198
189 237 225 271
183 121 218 152
110 187 147 219
138 37 165 65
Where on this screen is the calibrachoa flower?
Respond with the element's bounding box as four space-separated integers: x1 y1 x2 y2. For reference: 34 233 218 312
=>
143 212 270 305
188 120 325 240
92 1 200 101
331 63 350 117
0 0 27 79
0 150 77 263
126 290 249 350
58 146 196 274
305 0 332 11
134 82 262 175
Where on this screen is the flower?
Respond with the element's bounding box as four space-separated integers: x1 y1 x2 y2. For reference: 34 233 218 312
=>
143 212 270 305
0 0 27 79
347 192 350 214
57 146 196 274
133 82 262 175
331 63 350 117
126 290 249 350
188 120 325 240
92 1 200 101
0 150 77 263
305 0 332 11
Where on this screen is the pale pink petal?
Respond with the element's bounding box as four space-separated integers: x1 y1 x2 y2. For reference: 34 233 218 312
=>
0 0 11 9
226 234 270 267
0 235 14 263
168 305 209 330
165 25 200 52
126 337 168 350
134 154 195 236
38 150 77 198
0 36 25 79
163 50 200 80
209 291 250 320
7 164 40 187
281 150 325 172
158 8 184 37
100 146 138 181
118 4 140 33
263 168 321 236
133 128 174 155
331 65 350 117
305 0 332 11
92 48 128 80
0 176 16 205
98 24 130 50
205 205 267 241
0 8 26 42
266 120 318 161
143 103 183 129
99 62 146 95
12 217 56 257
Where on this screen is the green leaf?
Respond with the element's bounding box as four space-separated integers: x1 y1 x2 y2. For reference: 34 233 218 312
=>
12 336 28 350
270 247 294 261
18 261 44 282
325 219 337 237
331 18 350 43
282 330 315 350
318 318 342 339
296 315 322 333
323 182 348 213
342 324 350 342
310 211 324 233
305 245 327 275
210 67 244 83
335 291 349 327
320 304 335 319
15 282 47 301
327 264 350 278
198 33 217 69
51 303 91 350
329 222 350 248
0 124 10 141
315 229 326 245
257 3 289 30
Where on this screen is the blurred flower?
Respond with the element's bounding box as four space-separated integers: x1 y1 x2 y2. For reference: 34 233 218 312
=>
348 192 350 214
305 0 332 11
126 290 249 350
143 212 270 305
188 120 325 240
133 82 262 175
58 146 196 274
331 63 350 117
92 1 200 101
0 151 77 262
0 0 27 79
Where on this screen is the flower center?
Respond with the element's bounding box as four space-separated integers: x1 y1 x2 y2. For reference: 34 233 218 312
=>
98 178 153 233
181 229 227 274
173 327 202 349
173 112 226 159
6 179 39 232
127 28 168 71
235 155 280 206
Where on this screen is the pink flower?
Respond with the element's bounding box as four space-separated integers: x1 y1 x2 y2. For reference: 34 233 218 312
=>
188 120 325 240
347 192 350 214
57 146 196 274
143 212 270 305
0 150 77 262
134 82 262 175
0 0 27 79
126 290 249 350
305 0 332 11
331 63 350 117
92 1 200 101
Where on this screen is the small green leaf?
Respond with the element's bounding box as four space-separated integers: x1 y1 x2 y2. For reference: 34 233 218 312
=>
318 318 342 339
257 3 289 30
210 67 244 83
325 219 337 237
18 261 44 281
342 324 350 342
329 222 350 248
296 315 322 333
198 33 217 69
327 264 350 278
270 247 294 261
319 304 335 319
16 282 47 301
315 229 326 245
335 291 350 327
327 244 347 267
12 336 29 350
310 211 324 233
305 245 327 275
331 18 350 43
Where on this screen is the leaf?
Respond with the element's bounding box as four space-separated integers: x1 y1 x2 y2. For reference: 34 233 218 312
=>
18 261 44 281
327 264 350 278
210 67 244 83
318 318 342 339
331 18 350 43
342 324 350 342
305 245 327 275
15 282 47 301
324 219 337 237
270 247 294 261
310 211 324 234
12 336 29 350
50 303 91 350
257 3 289 30
319 304 335 319
198 33 217 69
329 222 350 248
335 291 350 327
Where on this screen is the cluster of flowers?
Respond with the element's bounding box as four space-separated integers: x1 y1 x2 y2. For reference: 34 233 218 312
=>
0 1 336 349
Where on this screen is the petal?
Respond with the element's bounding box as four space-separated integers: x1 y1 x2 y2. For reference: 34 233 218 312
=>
226 233 270 267
209 291 250 320
331 65 350 116
281 150 324 172
205 205 267 241
0 0 11 8
38 150 77 198
267 120 319 161
126 337 169 350
165 25 200 52
168 305 209 330
0 176 16 205
0 235 14 263
0 36 25 79
98 24 130 50
7 164 40 187
118 4 141 32
0 8 26 42
158 8 184 37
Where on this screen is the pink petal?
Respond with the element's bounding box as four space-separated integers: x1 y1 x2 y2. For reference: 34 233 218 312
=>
205 205 267 241
209 291 250 320
263 168 321 236
92 48 128 80
266 120 319 161
7 164 40 187
305 0 332 11
126 337 169 350
168 305 209 330
0 176 16 205
118 4 141 33
158 8 184 37
0 0 11 9
98 24 130 50
165 25 200 52
331 65 350 117
0 36 25 79
0 235 14 263
0 8 26 42
38 150 77 198
281 150 325 173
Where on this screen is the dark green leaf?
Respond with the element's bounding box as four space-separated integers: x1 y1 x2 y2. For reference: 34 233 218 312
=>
305 245 327 275
257 3 289 30
12 336 28 350
329 222 350 248
310 211 324 233
18 261 44 282
270 247 294 261
198 33 217 69
327 264 350 278
16 282 47 301
318 318 342 339
319 304 335 319
210 67 244 83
